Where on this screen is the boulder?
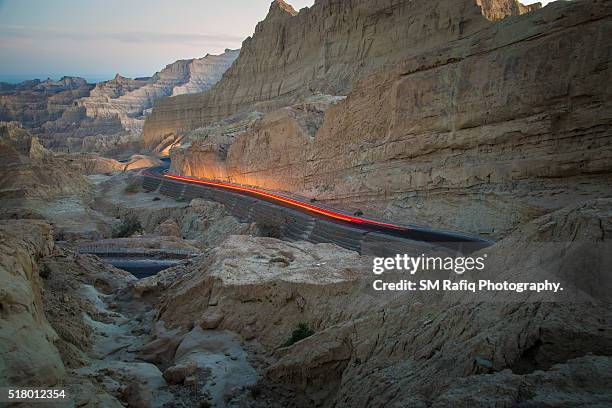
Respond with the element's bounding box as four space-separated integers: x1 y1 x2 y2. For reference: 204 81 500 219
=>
198 308 224 330
163 361 197 384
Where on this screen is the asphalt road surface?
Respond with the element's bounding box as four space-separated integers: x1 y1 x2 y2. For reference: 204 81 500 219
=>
142 163 494 256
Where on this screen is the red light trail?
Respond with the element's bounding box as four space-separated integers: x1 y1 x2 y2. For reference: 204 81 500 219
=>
161 172 407 231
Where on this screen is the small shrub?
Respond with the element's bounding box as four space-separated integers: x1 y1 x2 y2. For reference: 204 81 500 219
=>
124 184 141 194
113 214 143 238
282 323 314 348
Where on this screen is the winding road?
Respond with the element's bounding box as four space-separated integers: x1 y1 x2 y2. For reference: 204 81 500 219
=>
141 163 493 256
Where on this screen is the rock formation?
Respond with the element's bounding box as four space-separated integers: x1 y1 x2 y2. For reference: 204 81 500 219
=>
80 49 240 137
0 123 92 200
167 0 612 238
0 50 239 155
148 199 612 407
171 51 242 96
476 0 540 20
0 220 64 386
1 0 611 406
143 0 539 149
0 76 93 132
0 122 161 206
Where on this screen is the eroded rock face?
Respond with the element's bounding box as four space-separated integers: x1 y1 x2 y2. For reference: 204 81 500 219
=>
151 199 612 407
0 123 92 200
81 49 240 137
432 355 612 407
0 51 238 155
144 0 518 149
155 235 373 351
0 220 64 386
476 0 540 20
170 0 612 238
0 77 93 129
0 77 127 154
171 95 344 187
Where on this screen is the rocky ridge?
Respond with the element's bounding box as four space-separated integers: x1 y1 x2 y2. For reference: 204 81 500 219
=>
80 49 240 136
0 76 94 139
143 0 538 149
142 199 612 407
168 0 612 238
0 50 239 155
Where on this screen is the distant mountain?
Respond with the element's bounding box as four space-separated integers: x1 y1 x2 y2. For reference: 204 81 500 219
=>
0 49 240 156
79 49 240 135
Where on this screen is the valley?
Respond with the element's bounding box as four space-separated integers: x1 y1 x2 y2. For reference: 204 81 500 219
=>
1 0 611 407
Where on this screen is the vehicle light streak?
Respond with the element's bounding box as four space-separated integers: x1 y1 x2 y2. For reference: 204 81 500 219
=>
160 172 407 230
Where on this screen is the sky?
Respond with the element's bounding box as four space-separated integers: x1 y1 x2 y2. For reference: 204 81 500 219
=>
0 0 315 82
0 0 556 83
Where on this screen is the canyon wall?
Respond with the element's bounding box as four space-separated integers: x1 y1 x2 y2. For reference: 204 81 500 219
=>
80 49 240 136
0 50 238 155
0 77 93 130
476 0 540 20
144 0 538 149
170 0 612 238
0 220 65 386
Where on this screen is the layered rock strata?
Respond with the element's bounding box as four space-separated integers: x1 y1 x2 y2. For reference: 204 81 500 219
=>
80 50 240 136
143 0 538 149
0 50 238 154
144 0 494 146
0 76 93 132
0 220 64 386
149 199 612 407
170 0 612 238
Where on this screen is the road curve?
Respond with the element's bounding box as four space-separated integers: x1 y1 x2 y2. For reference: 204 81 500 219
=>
141 166 494 255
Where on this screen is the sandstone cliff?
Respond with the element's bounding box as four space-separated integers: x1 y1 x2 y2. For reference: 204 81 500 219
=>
476 0 540 20
143 0 538 149
0 50 238 155
0 123 92 200
144 0 483 148
0 220 64 386
80 49 240 136
150 199 612 407
170 0 612 238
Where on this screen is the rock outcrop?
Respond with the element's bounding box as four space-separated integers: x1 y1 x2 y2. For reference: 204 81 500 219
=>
476 0 540 20
171 95 344 181
80 50 240 137
155 236 371 347
169 0 612 238
0 123 92 199
0 50 238 155
151 199 612 407
143 0 537 149
0 220 64 386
